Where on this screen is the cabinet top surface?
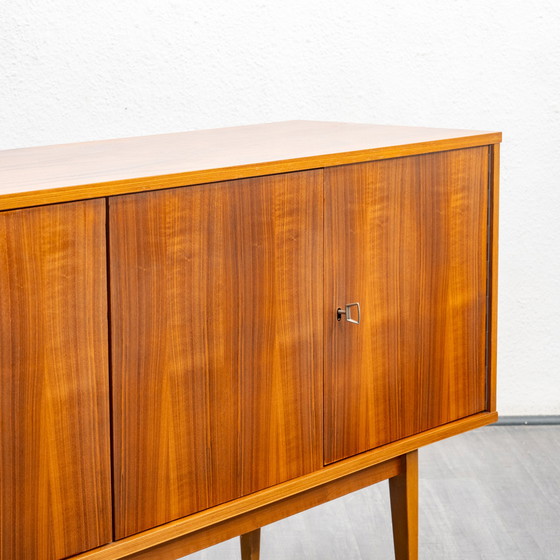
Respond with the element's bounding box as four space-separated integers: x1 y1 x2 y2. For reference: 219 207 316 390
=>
0 120 501 211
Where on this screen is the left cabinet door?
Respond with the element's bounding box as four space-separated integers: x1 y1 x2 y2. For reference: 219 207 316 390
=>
0 200 112 559
109 171 323 539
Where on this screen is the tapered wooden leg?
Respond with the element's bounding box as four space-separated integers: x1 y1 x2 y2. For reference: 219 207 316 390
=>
240 528 261 560
389 450 418 560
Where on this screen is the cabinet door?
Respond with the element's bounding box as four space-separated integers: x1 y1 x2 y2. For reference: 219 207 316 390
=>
0 201 112 559
110 171 323 538
325 148 489 464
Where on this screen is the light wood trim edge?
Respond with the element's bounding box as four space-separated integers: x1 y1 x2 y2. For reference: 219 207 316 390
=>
487 144 500 412
0 133 502 211
71 411 497 560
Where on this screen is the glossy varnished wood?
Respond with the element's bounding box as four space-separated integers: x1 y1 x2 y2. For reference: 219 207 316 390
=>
110 171 323 538
0 201 112 559
0 121 501 210
0 122 500 560
389 451 419 560
70 412 496 560
325 148 490 463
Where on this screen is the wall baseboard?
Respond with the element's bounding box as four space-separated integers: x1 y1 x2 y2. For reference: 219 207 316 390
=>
494 415 560 426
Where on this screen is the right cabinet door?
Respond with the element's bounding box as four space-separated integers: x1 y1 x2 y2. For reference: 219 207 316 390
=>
324 147 489 464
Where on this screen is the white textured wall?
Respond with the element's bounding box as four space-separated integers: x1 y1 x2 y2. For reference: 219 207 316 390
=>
1 1 559 415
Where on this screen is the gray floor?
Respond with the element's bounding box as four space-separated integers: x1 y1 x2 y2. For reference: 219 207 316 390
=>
183 426 560 559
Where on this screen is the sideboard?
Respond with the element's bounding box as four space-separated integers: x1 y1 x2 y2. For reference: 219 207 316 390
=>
0 121 500 559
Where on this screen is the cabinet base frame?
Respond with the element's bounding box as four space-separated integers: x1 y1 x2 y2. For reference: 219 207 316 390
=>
115 458 403 560
240 450 418 560
72 411 496 560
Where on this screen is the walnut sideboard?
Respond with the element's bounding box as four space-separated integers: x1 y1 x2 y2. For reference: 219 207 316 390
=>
0 121 501 560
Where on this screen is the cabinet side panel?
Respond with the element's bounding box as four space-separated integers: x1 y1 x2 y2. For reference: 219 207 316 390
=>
0 200 112 559
110 170 323 538
487 144 500 412
325 148 489 463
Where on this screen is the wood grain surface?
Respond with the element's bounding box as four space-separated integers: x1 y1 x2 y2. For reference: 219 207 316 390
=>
324 148 490 463
0 121 500 210
0 200 112 559
0 121 501 560
110 170 323 539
